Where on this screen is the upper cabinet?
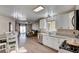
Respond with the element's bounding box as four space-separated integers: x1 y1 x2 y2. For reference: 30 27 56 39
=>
55 11 74 29
39 18 57 32
39 19 48 32
39 11 75 33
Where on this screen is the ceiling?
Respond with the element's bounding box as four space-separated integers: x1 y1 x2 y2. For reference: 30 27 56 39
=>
0 5 75 23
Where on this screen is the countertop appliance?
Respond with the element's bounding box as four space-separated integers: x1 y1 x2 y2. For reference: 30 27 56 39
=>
59 40 79 53
71 10 79 38
72 10 79 30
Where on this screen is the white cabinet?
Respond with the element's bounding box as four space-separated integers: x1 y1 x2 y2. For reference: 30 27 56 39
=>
49 37 59 50
48 37 56 49
42 35 49 46
43 36 59 50
38 33 49 44
42 35 71 50
38 34 43 43
39 19 48 32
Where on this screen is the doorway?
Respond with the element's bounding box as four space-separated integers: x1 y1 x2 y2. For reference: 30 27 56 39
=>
20 24 26 34
19 24 27 45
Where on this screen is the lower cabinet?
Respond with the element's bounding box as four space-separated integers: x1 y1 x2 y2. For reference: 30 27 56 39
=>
43 36 59 50
43 35 49 46
42 35 74 53
42 35 69 50
52 37 60 50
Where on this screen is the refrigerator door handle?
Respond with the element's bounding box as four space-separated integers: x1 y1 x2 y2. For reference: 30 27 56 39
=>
72 16 75 27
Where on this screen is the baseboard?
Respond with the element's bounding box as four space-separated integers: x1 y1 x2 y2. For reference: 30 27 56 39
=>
38 42 58 53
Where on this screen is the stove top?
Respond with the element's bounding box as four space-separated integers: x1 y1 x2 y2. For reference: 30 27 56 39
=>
59 40 79 53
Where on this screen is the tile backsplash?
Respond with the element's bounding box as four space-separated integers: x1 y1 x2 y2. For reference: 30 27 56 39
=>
57 29 79 37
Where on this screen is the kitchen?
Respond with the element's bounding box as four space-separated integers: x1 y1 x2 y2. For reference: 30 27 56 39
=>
37 5 79 53
0 5 79 53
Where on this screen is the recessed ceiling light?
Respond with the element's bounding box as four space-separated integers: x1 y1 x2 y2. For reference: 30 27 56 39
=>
33 6 44 12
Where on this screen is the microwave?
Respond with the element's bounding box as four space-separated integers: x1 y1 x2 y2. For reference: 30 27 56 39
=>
72 10 79 30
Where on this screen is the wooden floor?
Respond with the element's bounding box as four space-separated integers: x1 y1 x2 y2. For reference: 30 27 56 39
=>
19 35 57 53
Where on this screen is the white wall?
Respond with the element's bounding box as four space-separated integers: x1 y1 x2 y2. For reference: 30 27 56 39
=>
0 16 15 34
76 5 79 10
32 22 39 30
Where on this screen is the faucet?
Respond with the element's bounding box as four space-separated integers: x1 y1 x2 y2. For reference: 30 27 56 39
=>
73 31 79 38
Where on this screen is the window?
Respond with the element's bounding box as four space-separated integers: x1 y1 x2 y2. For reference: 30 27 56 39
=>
48 20 56 32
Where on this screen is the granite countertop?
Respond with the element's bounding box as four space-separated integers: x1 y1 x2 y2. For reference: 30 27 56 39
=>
39 29 79 40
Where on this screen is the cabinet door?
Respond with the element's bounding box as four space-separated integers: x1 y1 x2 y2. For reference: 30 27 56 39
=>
43 36 63 50
43 36 55 48
50 37 60 50
43 35 49 46
54 38 60 50
38 34 43 43
58 38 67 46
53 37 59 50
47 37 55 48
48 37 58 50
50 37 55 48
40 19 47 30
40 20 44 29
